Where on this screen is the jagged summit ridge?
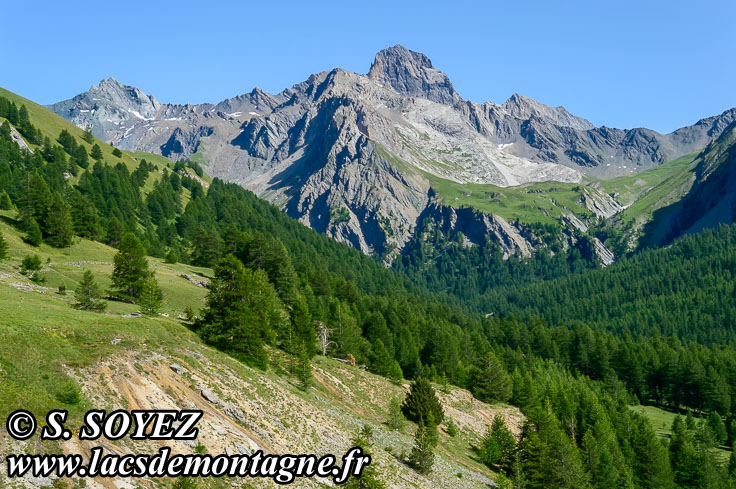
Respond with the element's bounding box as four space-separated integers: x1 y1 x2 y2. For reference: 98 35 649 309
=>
367 45 461 105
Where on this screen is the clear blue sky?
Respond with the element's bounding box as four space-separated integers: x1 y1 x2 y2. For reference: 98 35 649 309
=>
2 0 734 132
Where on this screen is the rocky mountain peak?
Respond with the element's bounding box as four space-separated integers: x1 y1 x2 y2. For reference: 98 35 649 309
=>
88 77 161 118
368 45 460 105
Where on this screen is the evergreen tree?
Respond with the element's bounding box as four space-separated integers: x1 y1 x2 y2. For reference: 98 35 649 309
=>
521 403 591 489
629 416 674 489
111 233 150 299
44 194 74 247
370 339 402 383
74 270 106 312
479 414 516 473
344 425 385 489
471 350 512 403
105 218 123 247
138 274 163 315
82 125 95 144
112 147 122 158
90 143 103 161
70 193 101 239
0 190 12 210
191 225 222 267
197 255 285 369
388 397 405 432
295 342 312 391
706 411 728 446
25 218 42 246
409 416 437 474
402 377 444 425
581 419 634 489
0 232 8 261
21 254 43 283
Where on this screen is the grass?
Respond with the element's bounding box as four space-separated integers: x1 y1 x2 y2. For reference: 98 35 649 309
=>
597 153 699 226
427 175 598 226
0 211 210 421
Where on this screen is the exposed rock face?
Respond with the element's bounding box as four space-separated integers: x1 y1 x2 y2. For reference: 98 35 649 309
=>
417 201 539 258
48 46 735 262
367 45 461 105
9 126 30 151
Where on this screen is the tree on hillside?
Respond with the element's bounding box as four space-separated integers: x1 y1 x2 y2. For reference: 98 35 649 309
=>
520 403 591 489
479 414 516 473
74 270 106 312
191 225 222 267
471 350 512 403
105 217 123 247
18 173 51 225
112 147 122 158
111 233 150 300
409 415 437 474
21 254 43 283
344 425 385 489
44 194 74 247
0 190 12 210
402 377 444 425
0 232 8 261
25 218 42 247
138 274 163 315
196 254 285 369
82 125 94 144
90 143 103 161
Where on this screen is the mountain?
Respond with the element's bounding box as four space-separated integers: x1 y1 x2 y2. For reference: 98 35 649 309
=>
48 45 736 260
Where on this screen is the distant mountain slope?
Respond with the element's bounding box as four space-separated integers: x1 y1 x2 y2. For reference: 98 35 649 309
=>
47 46 735 260
641 121 736 246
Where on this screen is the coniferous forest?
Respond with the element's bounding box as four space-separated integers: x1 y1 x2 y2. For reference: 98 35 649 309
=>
2 94 736 489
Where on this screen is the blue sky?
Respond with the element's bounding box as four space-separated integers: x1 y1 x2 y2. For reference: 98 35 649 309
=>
2 0 734 132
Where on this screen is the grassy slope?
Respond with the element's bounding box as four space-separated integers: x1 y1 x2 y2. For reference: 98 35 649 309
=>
0 211 209 420
597 153 699 226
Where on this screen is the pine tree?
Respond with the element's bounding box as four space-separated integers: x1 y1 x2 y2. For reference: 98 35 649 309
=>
479 414 516 472
105 218 123 247
74 270 106 312
388 397 405 432
629 416 674 489
25 218 42 246
111 233 150 300
112 147 122 158
581 419 634 489
0 190 12 210
402 377 444 425
82 125 95 144
409 415 437 474
521 403 591 489
197 255 285 369
21 254 43 283
45 194 74 247
344 425 385 489
0 232 8 261
471 350 512 403
138 274 163 315
90 143 103 161
295 342 312 391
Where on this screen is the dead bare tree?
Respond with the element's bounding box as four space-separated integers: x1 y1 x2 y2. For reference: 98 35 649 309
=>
317 321 335 356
